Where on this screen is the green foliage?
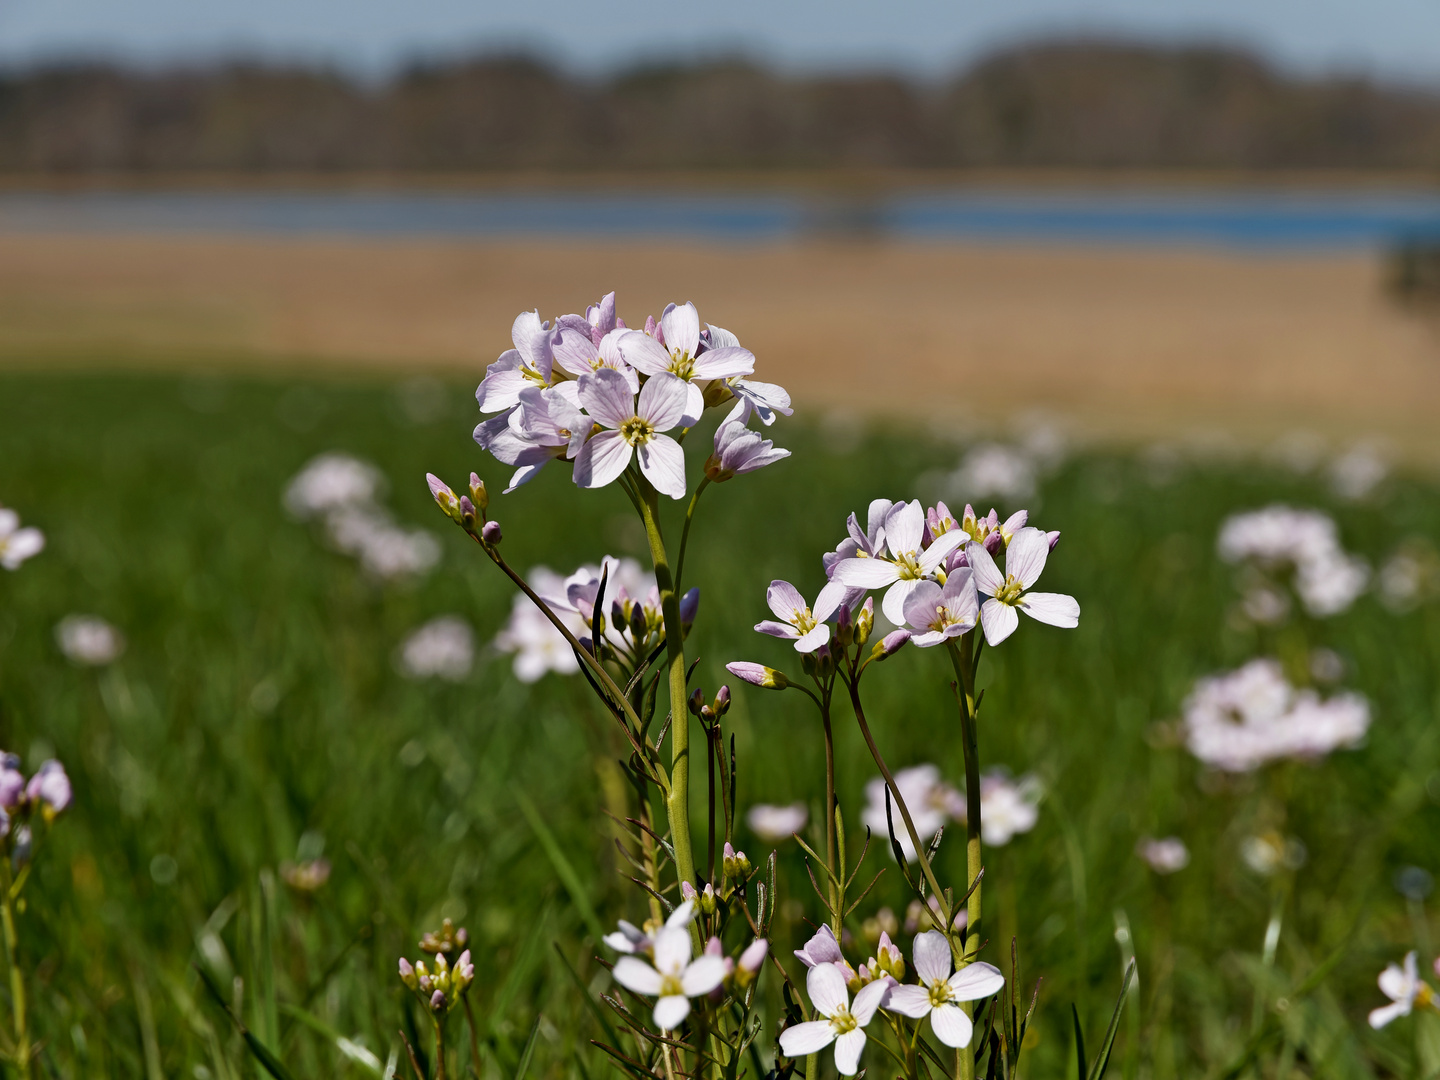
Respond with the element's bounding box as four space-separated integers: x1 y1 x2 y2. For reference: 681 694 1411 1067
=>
1 370 1439 1077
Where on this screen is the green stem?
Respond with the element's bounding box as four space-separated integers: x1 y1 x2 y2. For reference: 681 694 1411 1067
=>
636 479 697 895
674 477 711 596
433 1015 448 1080
946 638 984 966
820 692 839 933
0 863 30 1078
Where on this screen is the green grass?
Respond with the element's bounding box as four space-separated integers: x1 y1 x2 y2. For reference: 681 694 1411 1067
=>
1 369 1439 1078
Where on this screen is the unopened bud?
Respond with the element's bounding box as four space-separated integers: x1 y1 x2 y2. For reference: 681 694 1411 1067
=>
834 603 853 648
427 474 463 523
722 841 751 880
702 381 735 410
679 587 700 627
468 473 488 515
697 882 718 915
681 881 698 902
725 662 788 689
870 629 910 661
481 520 502 545
854 598 874 646
430 989 447 1012
458 495 477 529
398 957 418 990
814 644 834 678
629 602 648 640
714 685 731 715
689 688 705 716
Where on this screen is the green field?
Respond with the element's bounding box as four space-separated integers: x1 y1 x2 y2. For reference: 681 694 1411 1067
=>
1 369 1438 1078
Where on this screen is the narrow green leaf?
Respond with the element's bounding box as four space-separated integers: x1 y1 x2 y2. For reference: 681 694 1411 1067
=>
280 1003 385 1076
1071 1004 1087 1080
192 963 299 1080
514 1014 543 1080
1087 960 1135 1080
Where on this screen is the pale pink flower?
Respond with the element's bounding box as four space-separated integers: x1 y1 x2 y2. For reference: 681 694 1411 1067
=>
573 369 690 499
1370 952 1434 1028
618 302 754 425
966 529 1079 646
611 902 727 1030
755 580 854 653
831 501 966 624
885 931 1004 1048
778 962 890 1075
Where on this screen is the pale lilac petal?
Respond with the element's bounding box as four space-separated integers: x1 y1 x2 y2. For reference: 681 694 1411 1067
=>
637 435 687 500
779 1021 837 1057
980 598 1019 646
680 956 729 997
909 629 950 648
573 430 632 490
832 558 901 589
796 926 844 967
680 381 705 428
475 358 530 413
884 984 933 1019
756 620 800 639
1018 592 1080 629
616 331 672 376
666 900 697 928
653 927 692 975
832 1029 867 1076
505 461 551 493
917 530 966 573
807 962 849 1017
793 624 831 653
811 579 850 622
653 995 691 1031
511 309 545 352
902 580 946 629
1005 528 1051 589
552 326 600 378
691 346 755 380
884 501 925 556
943 571 979 625
611 957 664 995
865 499 894 546
882 578 925 626
912 930 952 984
1370 1000 1410 1029
851 979 890 1025
767 580 808 622
637 372 690 432
966 542 1005 595
948 962 1005 1001
578 368 638 430
929 1003 974 1048
660 301 701 358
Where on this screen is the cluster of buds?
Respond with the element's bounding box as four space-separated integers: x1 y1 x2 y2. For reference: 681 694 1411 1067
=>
399 923 475 1016
701 935 770 995
419 918 469 956
427 472 502 547
0 755 72 858
854 931 906 988
688 685 732 727
681 880 718 916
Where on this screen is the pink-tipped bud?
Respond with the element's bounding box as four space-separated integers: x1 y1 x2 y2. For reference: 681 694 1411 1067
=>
854 597 874 646
681 881 698 902
468 472 488 514
705 936 723 957
430 989 447 1011
481 520 502 545
714 685 731 714
398 957 418 989
725 662 788 689
427 473 463 523
458 495 477 528
689 688 705 715
739 938 768 973
872 630 910 661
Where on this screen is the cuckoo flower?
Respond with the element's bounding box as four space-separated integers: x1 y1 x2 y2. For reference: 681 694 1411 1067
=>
967 527 1079 646
778 962 890 1076
704 324 793 426
553 326 640 393
618 302 754 425
705 420 790 482
901 569 978 647
481 385 590 492
474 310 558 414
824 498 892 576
573 369 690 499
611 903 728 1030
885 931 1005 1048
557 290 619 345
831 501 966 624
757 580 854 653
0 509 44 572
603 897 697 956
1370 952 1433 1028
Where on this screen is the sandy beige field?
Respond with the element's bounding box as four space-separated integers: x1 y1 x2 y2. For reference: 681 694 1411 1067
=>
1 232 1437 451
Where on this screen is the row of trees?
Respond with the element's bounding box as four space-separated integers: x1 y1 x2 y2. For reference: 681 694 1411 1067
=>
3 40 1439 172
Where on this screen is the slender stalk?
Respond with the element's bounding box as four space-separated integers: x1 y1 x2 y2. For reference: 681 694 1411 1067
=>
636 480 697 894
946 638 984 964
462 998 485 1080
820 694 839 932
0 863 30 1078
707 725 717 882
433 1017 448 1080
674 477 711 596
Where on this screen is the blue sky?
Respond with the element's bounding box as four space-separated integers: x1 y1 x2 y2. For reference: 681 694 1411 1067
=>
0 0 1436 83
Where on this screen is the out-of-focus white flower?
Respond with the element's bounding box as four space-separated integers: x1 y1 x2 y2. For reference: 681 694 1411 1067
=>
1329 444 1388 502
1240 585 1290 626
861 765 958 862
949 444 1037 502
284 453 384 518
55 615 125 666
397 617 474 681
0 508 45 571
1241 833 1306 876
494 589 586 683
778 962 891 1075
948 771 1043 846
1217 506 1368 617
1183 659 1370 772
746 802 808 842
1136 836 1189 874
1369 952 1434 1029
884 931 1004 1048
611 902 727 1030
1378 542 1440 612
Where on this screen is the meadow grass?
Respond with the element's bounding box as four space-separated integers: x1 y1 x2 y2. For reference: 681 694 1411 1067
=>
0 368 1438 1078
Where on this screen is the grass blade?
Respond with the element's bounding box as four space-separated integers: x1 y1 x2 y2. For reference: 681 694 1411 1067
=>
514 1014 543 1080
192 962 299 1080
514 786 607 943
1071 1004 1087 1080
1087 960 1136 1080
280 1003 385 1076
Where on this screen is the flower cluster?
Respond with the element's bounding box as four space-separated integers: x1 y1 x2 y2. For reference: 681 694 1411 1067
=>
1182 658 1370 772
54 614 125 666
397 616 474 681
286 453 440 579
399 919 474 1016
1217 506 1369 618
782 927 1005 1074
0 505 44 571
473 296 790 499
861 764 1041 860
0 754 72 841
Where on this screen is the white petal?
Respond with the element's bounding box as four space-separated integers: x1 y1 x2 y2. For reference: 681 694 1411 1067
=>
912 930 953 984
637 372 690 432
680 956 728 997
812 579 850 622
918 529 966 573
1005 528 1051 589
572 430 633 490
851 979 890 1025
832 1029 867 1076
578 368 638 431
794 624 832 653
884 501 924 557
966 542 1005 595
756 620 800 639
929 1002 974 1048
807 962 850 1018
611 957 664 995
884 984 933 1019
666 900 696 928
865 499 894 544
691 346 755 379
681 381 705 428
653 995 691 1031
660 301 701 358
948 962 1005 1001
767 580 808 622
980 598 1019 646
1018 592 1080 629
653 927 692 975
779 1020 837 1057
882 578 925 626
637 435 687 500
832 558 901 589
1370 1000 1410 1029
616 331 672 376
902 580 945 629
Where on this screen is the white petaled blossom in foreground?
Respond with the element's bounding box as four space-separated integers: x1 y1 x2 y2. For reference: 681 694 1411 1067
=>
617 302 755 424
397 616 474 681
967 529 1079 646
574 370 691 499
604 896 696 956
705 420 791 482
610 902 728 1030
54 615 125 666
746 802 808 842
1369 952 1435 1029
1182 658 1370 772
901 569 978 647
830 500 967 624
886 931 1005 1048
756 580 855 653
1137 836 1190 874
0 507 45 571
1217 506 1369 618
779 960 891 1075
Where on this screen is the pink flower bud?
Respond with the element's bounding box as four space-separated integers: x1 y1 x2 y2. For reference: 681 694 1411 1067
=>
679 587 700 626
739 938 768 973
481 520 502 544
873 630 910 660
430 989 447 1011
27 760 70 813
725 662 788 689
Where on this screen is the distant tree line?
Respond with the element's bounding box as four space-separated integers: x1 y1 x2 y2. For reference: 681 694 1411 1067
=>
2 39 1439 173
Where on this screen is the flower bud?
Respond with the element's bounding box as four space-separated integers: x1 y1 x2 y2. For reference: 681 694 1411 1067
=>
628 602 647 641
722 841 751 880
679 587 700 627
854 598 874 647
725 662 788 690
426 474 463 524
870 630 910 661
813 644 834 679
681 881 698 903
481 520 502 545
398 957 418 989
0 755 25 811
689 689 706 716
430 989 447 1012
697 882 718 915
702 380 735 410
834 603 853 649
714 685 731 716
874 931 905 981
458 495 478 530
468 473 488 516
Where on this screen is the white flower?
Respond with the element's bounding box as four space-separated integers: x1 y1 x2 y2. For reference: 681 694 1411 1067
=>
831 501 967 624
326 509 440 580
1136 837 1189 874
861 765 956 862
1217 506 1368 617
618 302 755 425
949 443 1036 501
1369 952 1434 1029
603 898 695 956
885 931 1004 1048
746 802 808 842
494 590 585 683
1329 444 1387 502
778 961 891 1075
1241 833 1306 876
397 617 474 681
283 453 384 518
573 369 692 500
611 902 727 1030
55 615 125 666
966 529 1079 646
976 772 1042 846
0 508 45 571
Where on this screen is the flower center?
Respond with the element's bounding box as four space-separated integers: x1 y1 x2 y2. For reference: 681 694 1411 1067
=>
929 605 954 632
926 980 953 1007
659 974 685 997
1418 983 1436 1009
792 608 817 634
895 552 924 580
620 417 655 446
996 574 1025 604
522 366 548 386
830 1008 858 1035
667 351 697 380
